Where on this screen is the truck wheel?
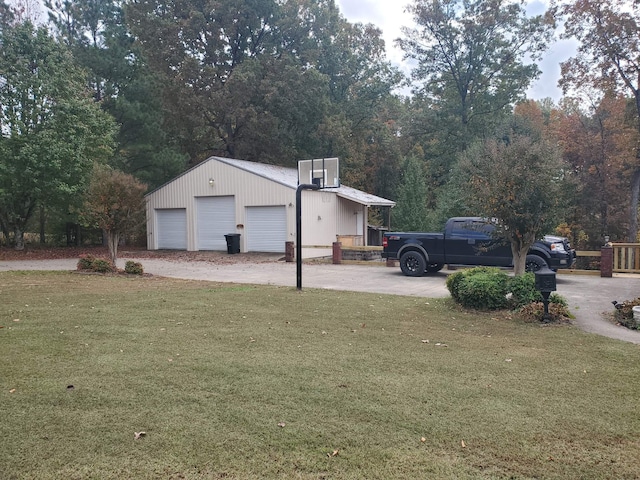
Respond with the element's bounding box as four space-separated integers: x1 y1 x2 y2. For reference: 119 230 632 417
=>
399 251 426 277
525 255 547 273
425 263 444 273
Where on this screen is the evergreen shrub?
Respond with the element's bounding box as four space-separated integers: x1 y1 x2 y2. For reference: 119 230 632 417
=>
77 255 116 273
124 261 144 275
446 267 509 310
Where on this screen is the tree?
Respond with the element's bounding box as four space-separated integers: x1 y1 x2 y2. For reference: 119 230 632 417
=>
457 115 566 274
45 0 187 189
82 165 147 264
552 95 634 246
398 0 554 196
0 21 116 249
556 0 640 241
392 153 431 231
399 0 553 144
0 1 14 30
125 0 402 173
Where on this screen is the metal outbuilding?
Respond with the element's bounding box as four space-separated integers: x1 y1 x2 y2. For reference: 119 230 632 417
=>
145 157 395 258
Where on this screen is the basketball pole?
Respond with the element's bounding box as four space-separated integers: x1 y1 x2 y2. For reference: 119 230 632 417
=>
296 182 320 290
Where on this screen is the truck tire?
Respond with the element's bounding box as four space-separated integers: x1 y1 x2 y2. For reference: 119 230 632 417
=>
400 251 426 277
525 255 547 273
425 263 445 273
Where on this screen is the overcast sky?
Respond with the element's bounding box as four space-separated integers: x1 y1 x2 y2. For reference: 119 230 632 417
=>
335 0 577 102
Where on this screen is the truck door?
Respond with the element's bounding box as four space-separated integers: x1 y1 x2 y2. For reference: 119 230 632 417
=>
446 219 511 266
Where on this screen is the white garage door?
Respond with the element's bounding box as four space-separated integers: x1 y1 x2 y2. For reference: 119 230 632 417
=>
196 196 236 250
156 209 187 250
246 206 287 252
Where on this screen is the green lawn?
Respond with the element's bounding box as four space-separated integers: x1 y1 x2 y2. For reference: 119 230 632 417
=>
1 271 639 479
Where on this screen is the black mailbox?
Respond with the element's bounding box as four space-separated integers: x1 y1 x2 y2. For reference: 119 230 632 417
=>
534 267 556 322
534 267 556 293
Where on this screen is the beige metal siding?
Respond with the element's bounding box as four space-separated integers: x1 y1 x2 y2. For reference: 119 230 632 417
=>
146 159 297 251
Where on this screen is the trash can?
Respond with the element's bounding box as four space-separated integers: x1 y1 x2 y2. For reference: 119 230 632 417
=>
224 233 240 254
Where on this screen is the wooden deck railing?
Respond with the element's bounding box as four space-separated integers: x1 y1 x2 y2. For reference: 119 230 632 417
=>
612 243 640 273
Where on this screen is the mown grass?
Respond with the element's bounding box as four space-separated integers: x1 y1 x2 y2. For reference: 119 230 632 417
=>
1 271 639 479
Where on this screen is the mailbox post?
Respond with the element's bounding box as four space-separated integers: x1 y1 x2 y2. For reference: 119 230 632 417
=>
534 267 557 322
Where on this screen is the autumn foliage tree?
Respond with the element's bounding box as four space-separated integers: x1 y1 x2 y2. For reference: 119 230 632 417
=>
457 114 566 275
552 95 636 246
556 0 640 241
83 166 147 265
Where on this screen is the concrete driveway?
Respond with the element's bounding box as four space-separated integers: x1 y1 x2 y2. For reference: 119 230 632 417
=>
1 257 639 345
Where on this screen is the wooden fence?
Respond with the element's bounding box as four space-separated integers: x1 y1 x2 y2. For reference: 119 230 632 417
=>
612 243 640 273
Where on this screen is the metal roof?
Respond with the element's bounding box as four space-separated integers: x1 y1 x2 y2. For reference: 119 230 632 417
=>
201 157 396 207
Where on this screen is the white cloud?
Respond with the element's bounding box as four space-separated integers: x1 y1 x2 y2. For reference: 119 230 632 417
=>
335 0 412 66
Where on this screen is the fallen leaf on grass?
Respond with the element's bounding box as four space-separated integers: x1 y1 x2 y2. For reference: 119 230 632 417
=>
327 449 339 457
461 440 466 448
9 388 16 393
505 359 512 362
421 339 429 343
277 422 286 428
420 437 426 442
134 431 146 440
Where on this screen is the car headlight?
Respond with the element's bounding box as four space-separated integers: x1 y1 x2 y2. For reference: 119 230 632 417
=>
550 242 566 253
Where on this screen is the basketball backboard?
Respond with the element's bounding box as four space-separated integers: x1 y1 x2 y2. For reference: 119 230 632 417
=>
298 158 339 189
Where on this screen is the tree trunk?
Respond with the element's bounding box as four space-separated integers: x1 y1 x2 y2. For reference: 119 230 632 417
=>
629 168 640 242
510 232 536 276
0 218 8 246
106 230 120 265
39 205 46 244
512 242 530 276
14 226 24 250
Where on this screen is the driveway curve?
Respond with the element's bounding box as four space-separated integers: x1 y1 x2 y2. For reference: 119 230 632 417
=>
1 257 639 345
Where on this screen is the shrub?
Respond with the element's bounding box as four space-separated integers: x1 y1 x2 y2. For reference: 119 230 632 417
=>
447 267 510 310
549 293 567 306
445 271 466 303
76 255 116 273
124 261 144 275
90 258 117 273
507 273 542 308
447 267 570 315
77 254 95 271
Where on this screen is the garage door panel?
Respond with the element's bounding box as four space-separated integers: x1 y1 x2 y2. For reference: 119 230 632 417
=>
246 206 286 253
156 209 187 250
197 196 236 251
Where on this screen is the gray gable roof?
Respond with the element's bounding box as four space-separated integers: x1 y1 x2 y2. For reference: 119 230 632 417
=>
214 157 395 207
149 156 395 207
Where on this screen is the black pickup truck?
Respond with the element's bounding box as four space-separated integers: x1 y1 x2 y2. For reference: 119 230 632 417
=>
382 217 576 276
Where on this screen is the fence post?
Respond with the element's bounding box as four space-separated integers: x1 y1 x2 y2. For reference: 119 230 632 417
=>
600 245 613 277
332 242 342 264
